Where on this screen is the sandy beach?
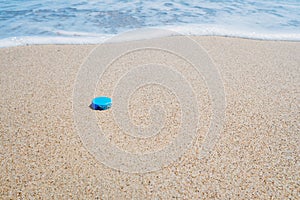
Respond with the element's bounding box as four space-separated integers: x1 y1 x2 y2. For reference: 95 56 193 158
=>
0 36 299 199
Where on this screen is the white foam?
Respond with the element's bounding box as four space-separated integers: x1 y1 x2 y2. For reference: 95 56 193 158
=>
164 24 300 41
0 25 300 48
0 36 110 48
53 30 108 37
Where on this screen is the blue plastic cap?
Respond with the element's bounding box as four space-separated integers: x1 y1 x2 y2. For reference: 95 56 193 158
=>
91 96 112 110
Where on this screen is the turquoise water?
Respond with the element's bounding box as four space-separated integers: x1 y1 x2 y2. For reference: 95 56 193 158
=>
0 0 299 46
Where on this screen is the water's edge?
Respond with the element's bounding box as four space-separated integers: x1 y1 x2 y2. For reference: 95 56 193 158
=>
1 26 300 48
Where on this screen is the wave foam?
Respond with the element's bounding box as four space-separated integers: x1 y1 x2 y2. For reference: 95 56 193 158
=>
0 25 299 48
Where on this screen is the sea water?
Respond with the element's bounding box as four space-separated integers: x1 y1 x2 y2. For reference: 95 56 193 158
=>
0 0 299 47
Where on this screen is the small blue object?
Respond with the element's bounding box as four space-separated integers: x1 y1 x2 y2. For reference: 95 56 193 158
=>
91 96 112 110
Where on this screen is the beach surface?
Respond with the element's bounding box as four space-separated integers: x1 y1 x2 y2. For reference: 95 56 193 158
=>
0 36 299 199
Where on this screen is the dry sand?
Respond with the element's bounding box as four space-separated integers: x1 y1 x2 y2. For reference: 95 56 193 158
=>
0 36 299 199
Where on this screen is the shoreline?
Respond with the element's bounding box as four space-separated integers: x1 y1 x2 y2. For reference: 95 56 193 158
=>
1 32 300 48
1 36 299 199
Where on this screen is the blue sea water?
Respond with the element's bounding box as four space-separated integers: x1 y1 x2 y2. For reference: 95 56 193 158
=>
0 0 299 47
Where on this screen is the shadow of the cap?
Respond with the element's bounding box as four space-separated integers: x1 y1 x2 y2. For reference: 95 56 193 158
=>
89 104 110 111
